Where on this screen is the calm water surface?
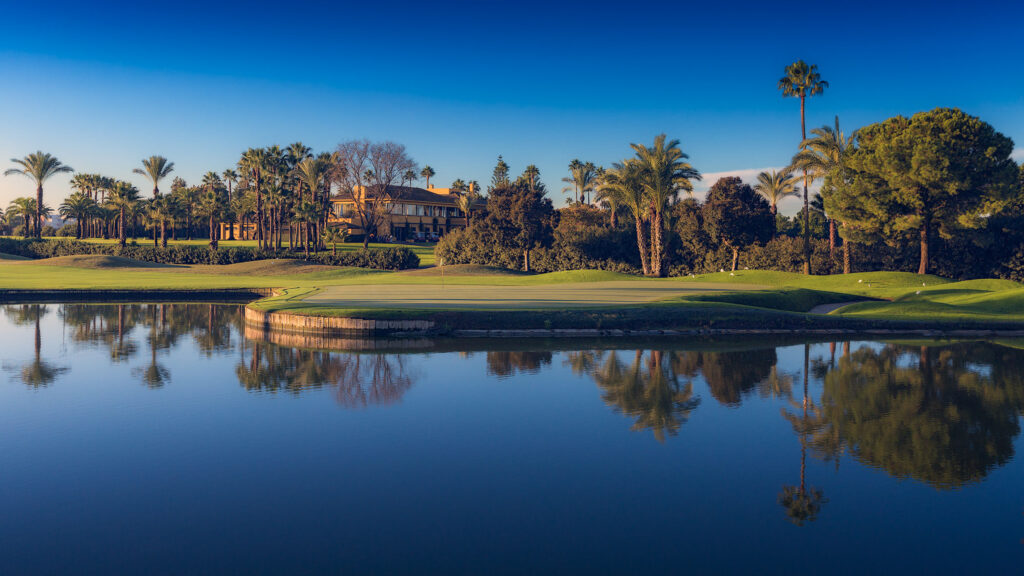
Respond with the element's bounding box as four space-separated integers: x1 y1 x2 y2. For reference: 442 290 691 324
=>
1 303 1023 574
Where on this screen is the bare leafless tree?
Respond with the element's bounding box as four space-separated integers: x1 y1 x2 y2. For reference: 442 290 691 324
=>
333 139 417 248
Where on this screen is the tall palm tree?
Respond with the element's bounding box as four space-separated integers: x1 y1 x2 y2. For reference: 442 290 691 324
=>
420 165 435 189
291 201 320 256
133 155 175 198
778 60 828 275
221 169 239 240
239 148 270 249
292 157 328 252
631 134 700 277
601 161 651 275
754 169 800 216
105 181 140 245
147 196 177 247
791 116 857 272
196 190 224 248
4 151 73 238
561 159 598 204
59 192 97 239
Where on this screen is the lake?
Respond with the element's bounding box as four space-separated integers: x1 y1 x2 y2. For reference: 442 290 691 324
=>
1 303 1022 574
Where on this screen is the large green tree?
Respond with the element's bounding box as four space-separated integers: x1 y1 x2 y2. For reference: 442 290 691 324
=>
702 177 774 271
778 61 828 274
485 180 555 272
4 151 73 238
833 108 1018 274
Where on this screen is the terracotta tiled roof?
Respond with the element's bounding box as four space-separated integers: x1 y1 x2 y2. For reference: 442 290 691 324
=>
331 185 485 207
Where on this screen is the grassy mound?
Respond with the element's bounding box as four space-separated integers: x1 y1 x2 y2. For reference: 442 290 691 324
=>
191 259 343 276
680 288 863 313
31 255 179 269
400 264 528 277
0 252 30 261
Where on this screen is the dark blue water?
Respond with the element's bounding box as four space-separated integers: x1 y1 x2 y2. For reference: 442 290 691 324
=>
1 303 1023 575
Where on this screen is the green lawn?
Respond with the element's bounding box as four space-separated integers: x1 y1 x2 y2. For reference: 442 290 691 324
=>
2 257 1022 328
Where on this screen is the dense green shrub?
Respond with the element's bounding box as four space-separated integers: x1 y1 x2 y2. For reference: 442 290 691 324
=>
0 238 419 270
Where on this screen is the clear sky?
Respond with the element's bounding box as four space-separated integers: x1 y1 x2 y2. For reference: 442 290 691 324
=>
1 0 1021 214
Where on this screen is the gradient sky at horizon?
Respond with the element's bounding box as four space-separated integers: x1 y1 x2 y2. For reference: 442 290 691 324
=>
1 0 1022 214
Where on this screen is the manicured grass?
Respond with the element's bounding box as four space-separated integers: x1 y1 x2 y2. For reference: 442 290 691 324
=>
3 256 1023 329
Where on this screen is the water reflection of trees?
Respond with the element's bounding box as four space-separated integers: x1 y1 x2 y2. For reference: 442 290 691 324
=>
820 342 1024 489
2 305 68 387
570 350 700 442
236 342 417 408
486 351 552 377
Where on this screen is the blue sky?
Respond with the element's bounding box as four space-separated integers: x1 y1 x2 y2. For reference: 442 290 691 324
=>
1 0 1022 213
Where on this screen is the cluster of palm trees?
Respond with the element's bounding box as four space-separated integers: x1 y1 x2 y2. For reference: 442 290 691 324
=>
3 144 355 252
596 134 701 277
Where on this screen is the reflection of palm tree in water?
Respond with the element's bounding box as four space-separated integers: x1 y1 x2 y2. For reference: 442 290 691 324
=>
592 350 700 442
133 305 172 388
23 305 68 387
778 344 827 525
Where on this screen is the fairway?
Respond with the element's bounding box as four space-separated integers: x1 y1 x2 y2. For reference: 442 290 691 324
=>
302 281 761 309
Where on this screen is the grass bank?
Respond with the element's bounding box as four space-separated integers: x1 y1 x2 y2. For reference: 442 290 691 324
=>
3 256 1023 331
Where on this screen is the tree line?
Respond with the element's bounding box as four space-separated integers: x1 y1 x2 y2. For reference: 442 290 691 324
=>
437 62 1022 278
1 141 470 254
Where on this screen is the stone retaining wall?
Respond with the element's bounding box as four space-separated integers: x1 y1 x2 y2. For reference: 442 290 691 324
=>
244 307 436 335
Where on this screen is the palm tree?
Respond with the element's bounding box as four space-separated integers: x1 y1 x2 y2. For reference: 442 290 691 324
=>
320 226 347 255
292 201 319 257
292 157 328 252
4 152 73 238
403 169 417 188
7 197 39 237
791 116 857 272
455 188 480 227
59 192 97 239
239 148 270 249
133 155 175 198
147 196 177 247
196 190 224 249
778 60 828 275
522 164 541 192
420 165 435 189
221 169 239 240
561 159 598 204
601 161 651 274
286 142 312 167
631 134 700 277
105 181 140 245
754 169 800 217
594 169 620 228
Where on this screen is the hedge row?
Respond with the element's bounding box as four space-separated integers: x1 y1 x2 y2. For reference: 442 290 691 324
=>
0 238 419 270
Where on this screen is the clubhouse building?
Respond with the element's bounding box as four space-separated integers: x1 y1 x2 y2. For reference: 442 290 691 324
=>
329 184 482 241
